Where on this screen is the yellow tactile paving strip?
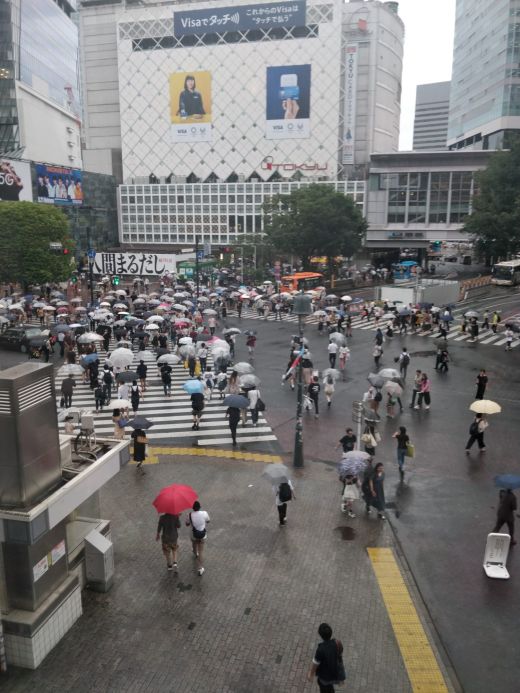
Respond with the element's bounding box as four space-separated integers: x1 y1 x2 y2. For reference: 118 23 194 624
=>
368 548 449 693
131 446 283 465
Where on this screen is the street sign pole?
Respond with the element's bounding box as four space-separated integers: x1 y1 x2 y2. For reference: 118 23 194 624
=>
352 401 364 451
195 236 200 298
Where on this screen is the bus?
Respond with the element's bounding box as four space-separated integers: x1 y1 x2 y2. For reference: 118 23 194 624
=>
491 259 520 286
280 272 324 293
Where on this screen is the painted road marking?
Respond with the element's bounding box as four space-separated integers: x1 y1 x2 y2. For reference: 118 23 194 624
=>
368 547 449 693
131 446 283 464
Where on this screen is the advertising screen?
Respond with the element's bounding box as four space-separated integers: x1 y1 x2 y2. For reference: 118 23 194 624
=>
170 71 212 143
35 164 83 206
0 159 32 202
173 1 307 38
342 46 358 165
265 64 311 139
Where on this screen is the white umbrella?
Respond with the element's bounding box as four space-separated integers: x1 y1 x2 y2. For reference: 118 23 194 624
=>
469 400 502 415
108 348 134 369
57 364 84 377
157 354 181 365
110 398 131 409
378 368 400 380
341 295 353 302
173 304 186 311
145 323 159 330
203 308 217 316
42 305 56 311
178 337 193 345
99 301 112 307
147 315 165 323
77 332 104 343
383 381 403 396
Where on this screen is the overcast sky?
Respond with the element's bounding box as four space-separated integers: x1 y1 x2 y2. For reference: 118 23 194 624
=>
396 0 456 149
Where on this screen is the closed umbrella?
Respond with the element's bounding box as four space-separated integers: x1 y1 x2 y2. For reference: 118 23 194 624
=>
183 379 204 394
232 362 254 374
262 463 289 484
469 400 502 415
223 394 250 408
152 484 198 515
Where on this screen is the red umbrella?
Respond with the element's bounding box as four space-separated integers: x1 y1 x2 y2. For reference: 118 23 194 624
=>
152 484 198 515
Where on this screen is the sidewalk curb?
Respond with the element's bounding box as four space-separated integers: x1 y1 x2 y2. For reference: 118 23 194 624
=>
387 518 464 693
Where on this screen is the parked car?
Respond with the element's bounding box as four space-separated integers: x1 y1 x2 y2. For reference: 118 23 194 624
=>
443 255 458 263
0 326 45 352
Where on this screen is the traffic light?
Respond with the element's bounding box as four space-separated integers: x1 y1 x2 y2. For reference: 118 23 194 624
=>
63 248 69 255
112 276 120 286
432 241 441 249
70 275 78 284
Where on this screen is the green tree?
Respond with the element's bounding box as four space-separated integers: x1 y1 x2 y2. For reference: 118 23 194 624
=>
263 184 367 276
0 202 74 288
463 139 520 263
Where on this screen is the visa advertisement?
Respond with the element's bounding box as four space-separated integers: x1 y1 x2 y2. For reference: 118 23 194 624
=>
35 164 83 206
0 159 32 202
170 71 212 143
265 64 311 140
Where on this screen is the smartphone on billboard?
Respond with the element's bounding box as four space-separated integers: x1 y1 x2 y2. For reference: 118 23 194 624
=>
279 74 299 101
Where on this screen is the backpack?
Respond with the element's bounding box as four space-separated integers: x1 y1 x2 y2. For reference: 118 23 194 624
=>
278 482 292 503
469 421 479 436
103 371 112 384
401 353 410 366
374 391 383 402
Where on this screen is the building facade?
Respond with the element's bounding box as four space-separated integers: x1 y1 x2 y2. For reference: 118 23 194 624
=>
118 179 365 247
448 0 520 150
364 150 495 249
77 0 404 184
413 81 450 151
0 0 82 166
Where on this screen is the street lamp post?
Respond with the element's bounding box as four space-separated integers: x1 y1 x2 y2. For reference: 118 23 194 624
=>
292 292 312 468
86 225 95 308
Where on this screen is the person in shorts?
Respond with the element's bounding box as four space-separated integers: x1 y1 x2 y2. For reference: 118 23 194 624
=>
186 501 210 576
156 513 181 572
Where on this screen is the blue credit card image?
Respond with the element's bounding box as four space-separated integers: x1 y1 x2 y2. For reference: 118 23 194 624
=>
279 85 300 100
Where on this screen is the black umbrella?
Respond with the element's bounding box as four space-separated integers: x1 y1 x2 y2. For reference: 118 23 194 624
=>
223 394 250 409
134 331 147 339
116 371 138 383
128 416 153 430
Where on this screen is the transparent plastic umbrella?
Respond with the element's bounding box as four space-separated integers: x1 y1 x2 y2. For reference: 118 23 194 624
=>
232 362 254 375
239 374 260 388
157 354 181 365
328 332 346 346
322 368 341 381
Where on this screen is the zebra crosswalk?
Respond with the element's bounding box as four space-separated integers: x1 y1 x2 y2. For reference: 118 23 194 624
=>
53 340 277 448
228 306 520 349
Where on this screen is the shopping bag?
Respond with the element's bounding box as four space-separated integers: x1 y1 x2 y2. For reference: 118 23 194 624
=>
405 442 415 458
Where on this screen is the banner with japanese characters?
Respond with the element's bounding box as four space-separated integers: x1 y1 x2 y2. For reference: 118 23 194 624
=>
173 1 306 38
92 253 191 277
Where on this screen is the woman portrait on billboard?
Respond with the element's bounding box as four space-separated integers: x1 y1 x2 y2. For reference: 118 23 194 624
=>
177 75 205 118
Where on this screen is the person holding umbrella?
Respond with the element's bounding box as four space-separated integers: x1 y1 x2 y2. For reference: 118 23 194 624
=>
225 405 241 445
465 413 488 453
308 375 321 419
191 389 205 431
156 513 181 571
131 427 148 472
153 483 198 573
492 487 517 545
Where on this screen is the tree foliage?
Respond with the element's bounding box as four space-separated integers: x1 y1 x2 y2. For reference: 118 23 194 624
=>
0 202 74 287
262 184 367 272
464 139 520 262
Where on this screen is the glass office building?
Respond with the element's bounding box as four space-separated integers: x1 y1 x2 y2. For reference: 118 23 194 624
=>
0 0 79 157
448 0 520 149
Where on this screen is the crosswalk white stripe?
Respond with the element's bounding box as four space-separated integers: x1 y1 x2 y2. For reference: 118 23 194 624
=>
200 435 278 446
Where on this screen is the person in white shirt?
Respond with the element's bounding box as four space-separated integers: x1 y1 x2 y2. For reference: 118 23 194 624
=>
186 501 210 575
247 386 261 426
327 340 338 368
118 382 129 401
505 328 514 351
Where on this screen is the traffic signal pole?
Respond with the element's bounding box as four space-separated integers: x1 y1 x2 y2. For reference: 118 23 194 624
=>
86 226 95 307
195 236 200 298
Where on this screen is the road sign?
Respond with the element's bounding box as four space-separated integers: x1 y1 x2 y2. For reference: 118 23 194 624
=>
204 243 211 256
87 249 96 259
196 250 204 260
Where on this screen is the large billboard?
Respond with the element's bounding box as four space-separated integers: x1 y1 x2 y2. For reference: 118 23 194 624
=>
0 159 32 202
170 71 212 143
265 64 311 140
35 164 83 205
173 1 306 38
93 252 194 276
342 46 358 165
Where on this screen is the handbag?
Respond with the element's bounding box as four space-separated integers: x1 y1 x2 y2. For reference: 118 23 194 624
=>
405 442 415 458
136 435 147 444
256 397 266 412
334 640 346 684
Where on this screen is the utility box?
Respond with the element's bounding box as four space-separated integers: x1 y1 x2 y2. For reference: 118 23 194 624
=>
84 529 114 592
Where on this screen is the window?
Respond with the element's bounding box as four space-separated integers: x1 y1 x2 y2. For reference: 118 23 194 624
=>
387 174 407 224
429 173 450 223
450 172 473 223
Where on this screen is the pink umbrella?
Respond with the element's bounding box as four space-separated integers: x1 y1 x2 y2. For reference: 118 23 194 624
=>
152 484 198 515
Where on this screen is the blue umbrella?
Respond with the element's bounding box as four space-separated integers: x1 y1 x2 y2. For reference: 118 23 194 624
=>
440 314 454 322
82 353 99 364
183 379 204 394
398 308 411 316
494 474 520 489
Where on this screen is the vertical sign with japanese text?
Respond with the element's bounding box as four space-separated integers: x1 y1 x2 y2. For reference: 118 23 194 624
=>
342 46 358 165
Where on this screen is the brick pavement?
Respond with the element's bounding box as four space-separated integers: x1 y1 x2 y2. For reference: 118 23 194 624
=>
3 453 450 693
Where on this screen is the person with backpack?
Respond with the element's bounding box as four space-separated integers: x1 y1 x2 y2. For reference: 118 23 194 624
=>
307 622 345 692
397 348 410 378
307 375 321 419
275 478 295 526
161 364 172 397
94 380 105 413
103 366 114 402
465 413 488 453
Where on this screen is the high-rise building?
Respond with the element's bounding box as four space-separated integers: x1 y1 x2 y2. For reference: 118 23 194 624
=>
448 0 520 150
413 81 450 151
0 0 82 166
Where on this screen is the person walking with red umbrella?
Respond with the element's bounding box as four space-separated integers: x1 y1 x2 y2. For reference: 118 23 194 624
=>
153 483 199 573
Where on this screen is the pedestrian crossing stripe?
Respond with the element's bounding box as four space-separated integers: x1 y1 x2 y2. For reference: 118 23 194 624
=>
226 306 520 348
53 338 278 448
